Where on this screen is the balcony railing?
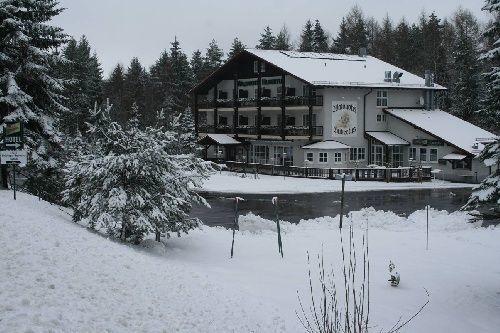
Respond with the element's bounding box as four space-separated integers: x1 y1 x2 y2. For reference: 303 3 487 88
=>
199 125 323 137
198 95 324 109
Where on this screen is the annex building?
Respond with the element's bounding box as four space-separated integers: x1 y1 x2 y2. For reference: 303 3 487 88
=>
191 49 498 183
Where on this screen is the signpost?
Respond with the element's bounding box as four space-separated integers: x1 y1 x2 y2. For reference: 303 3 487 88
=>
1 121 25 200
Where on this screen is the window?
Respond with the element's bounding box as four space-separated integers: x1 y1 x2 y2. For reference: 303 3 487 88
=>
238 89 249 98
376 90 388 107
349 148 366 161
385 71 392 82
392 146 403 167
218 90 228 99
261 62 266 73
409 147 417 161
286 87 296 97
371 145 384 165
306 152 314 162
238 115 248 126
262 88 271 98
302 114 317 126
277 86 282 98
334 152 342 163
253 61 259 73
255 116 271 126
452 158 472 170
218 116 228 126
303 85 316 96
319 152 328 163
429 148 438 163
376 114 387 122
252 145 268 163
286 116 296 126
419 148 427 162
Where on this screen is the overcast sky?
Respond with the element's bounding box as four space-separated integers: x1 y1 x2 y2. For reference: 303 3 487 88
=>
52 0 488 76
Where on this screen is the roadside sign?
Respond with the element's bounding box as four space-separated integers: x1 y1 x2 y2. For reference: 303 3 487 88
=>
3 121 24 150
1 150 27 166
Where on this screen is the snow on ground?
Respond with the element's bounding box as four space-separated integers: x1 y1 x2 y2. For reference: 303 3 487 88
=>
1 191 500 332
199 171 475 194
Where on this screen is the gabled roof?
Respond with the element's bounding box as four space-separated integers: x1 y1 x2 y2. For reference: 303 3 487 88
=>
246 49 446 90
365 131 409 146
385 109 497 156
197 134 241 146
302 140 351 150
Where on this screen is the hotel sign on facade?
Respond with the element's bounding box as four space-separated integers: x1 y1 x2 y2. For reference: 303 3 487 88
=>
332 101 357 137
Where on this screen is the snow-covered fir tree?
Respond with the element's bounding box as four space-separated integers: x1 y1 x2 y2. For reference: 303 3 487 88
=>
275 25 292 51
0 0 67 200
312 20 329 52
479 0 500 134
228 37 246 58
170 107 197 155
299 20 314 52
63 103 215 243
256 26 276 50
464 139 500 219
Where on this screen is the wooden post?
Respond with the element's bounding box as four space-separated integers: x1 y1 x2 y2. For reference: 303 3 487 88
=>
213 84 218 132
308 85 314 140
339 174 345 229
257 61 262 139
233 74 239 136
281 73 286 140
426 205 429 250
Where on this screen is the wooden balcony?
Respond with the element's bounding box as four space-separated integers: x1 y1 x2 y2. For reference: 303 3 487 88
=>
198 125 324 137
198 96 324 109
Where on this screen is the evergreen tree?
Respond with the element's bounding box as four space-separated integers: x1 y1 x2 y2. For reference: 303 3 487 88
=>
123 57 148 123
372 15 395 63
256 26 276 50
344 5 368 54
228 37 246 58
275 25 292 51
478 0 500 134
449 9 481 123
57 35 103 134
63 103 216 243
312 20 329 52
463 139 500 219
190 49 205 83
299 20 315 52
332 18 349 53
365 17 379 54
0 0 67 199
170 107 197 155
393 19 414 70
165 38 193 115
103 64 126 123
203 39 224 78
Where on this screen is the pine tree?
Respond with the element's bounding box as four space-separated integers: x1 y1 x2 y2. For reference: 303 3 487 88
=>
63 103 216 243
312 20 329 52
365 17 379 54
165 38 193 115
103 64 126 123
463 139 500 219
372 15 395 63
299 20 315 52
190 49 205 83
332 18 349 53
123 57 148 123
478 0 500 134
0 0 67 200
449 9 481 123
203 39 224 78
393 19 413 70
256 26 276 50
228 37 246 58
275 25 292 51
57 36 103 135
170 107 197 155
344 6 368 54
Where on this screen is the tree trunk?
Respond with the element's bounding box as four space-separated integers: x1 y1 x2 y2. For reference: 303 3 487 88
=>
155 230 161 242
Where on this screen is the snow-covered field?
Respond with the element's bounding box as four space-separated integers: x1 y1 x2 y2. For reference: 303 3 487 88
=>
199 171 475 194
1 191 499 332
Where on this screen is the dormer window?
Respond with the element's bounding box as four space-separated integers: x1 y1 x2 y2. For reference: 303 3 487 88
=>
384 71 392 82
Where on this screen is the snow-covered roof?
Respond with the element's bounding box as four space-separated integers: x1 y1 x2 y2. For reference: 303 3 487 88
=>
441 153 467 160
198 134 241 145
385 109 497 155
365 131 409 146
247 49 446 90
302 140 350 150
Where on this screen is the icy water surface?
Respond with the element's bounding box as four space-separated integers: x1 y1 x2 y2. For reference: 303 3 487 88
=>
191 188 472 228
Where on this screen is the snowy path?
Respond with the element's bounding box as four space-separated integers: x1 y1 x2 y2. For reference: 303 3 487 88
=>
199 171 475 194
1 191 500 332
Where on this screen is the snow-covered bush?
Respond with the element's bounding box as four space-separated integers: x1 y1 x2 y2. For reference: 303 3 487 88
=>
63 103 216 243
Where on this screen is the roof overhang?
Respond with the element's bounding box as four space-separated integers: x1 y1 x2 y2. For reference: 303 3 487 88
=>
302 140 351 150
441 153 467 161
197 134 242 146
365 131 409 146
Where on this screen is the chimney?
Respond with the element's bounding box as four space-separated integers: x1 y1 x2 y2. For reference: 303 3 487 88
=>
358 47 367 57
424 70 435 110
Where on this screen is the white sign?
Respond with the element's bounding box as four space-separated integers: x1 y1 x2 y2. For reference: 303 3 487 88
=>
332 101 358 137
1 150 27 165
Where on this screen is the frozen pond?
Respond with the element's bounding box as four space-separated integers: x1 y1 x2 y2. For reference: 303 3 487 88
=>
192 187 473 228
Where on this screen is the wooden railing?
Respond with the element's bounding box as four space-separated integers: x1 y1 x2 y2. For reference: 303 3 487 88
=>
198 95 324 109
199 125 324 137
223 161 433 182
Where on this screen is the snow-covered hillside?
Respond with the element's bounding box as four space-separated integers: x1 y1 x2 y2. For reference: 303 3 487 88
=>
1 190 499 332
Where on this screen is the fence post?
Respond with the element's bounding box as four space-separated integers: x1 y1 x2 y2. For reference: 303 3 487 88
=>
339 174 346 229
